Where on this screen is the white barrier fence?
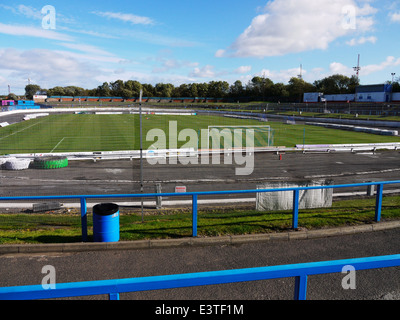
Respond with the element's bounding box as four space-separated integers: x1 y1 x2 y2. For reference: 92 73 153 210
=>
306 122 399 136
2 142 400 168
296 142 400 152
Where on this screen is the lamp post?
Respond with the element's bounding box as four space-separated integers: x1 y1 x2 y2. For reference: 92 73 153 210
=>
392 73 396 83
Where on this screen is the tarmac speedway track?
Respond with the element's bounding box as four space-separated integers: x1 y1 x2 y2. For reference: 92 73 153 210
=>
0 150 400 209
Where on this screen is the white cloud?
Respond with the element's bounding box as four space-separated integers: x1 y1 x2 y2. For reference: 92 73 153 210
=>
152 58 198 73
346 36 377 46
0 4 41 19
223 0 377 58
329 62 354 76
0 23 73 42
57 42 116 57
54 50 128 64
17 4 42 20
256 67 305 83
389 12 400 22
189 65 215 78
97 68 198 87
0 4 75 25
361 56 400 76
58 26 119 39
234 66 252 74
92 11 155 25
328 56 400 78
215 49 226 58
0 48 101 91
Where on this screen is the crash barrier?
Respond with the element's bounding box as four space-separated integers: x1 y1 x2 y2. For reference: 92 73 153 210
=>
0 180 399 242
0 254 399 300
5 140 400 167
0 156 68 170
306 122 399 136
31 156 68 169
296 142 400 152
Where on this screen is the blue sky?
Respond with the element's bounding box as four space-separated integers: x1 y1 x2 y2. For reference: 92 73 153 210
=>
0 0 400 95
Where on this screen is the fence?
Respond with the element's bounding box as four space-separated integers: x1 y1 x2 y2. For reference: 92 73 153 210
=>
0 180 399 242
1 254 399 300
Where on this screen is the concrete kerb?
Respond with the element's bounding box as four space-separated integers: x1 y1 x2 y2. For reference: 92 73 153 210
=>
1 221 399 255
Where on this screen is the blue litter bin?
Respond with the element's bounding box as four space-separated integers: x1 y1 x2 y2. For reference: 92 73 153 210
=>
93 203 120 242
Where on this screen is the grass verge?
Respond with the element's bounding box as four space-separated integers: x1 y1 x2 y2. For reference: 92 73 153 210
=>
0 195 399 244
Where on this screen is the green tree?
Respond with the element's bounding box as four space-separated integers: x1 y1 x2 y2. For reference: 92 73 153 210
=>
287 77 315 102
246 76 274 100
141 83 155 97
48 86 65 96
271 83 289 100
392 79 400 92
125 80 142 97
120 88 133 98
229 80 244 98
110 80 124 97
173 84 190 97
155 83 174 97
347 75 360 94
63 86 85 97
314 74 358 94
6 93 18 100
207 81 229 98
96 82 112 97
86 88 97 96
196 83 208 97
25 84 41 99
188 83 199 97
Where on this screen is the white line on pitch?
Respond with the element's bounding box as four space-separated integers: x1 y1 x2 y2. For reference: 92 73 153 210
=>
50 137 65 153
0 119 46 141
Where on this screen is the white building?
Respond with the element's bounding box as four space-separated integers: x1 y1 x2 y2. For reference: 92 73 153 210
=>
355 84 392 103
304 84 394 103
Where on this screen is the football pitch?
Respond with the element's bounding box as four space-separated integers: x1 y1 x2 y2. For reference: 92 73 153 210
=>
0 114 399 155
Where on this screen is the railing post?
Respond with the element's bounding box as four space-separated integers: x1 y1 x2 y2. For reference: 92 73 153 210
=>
375 184 383 222
80 197 88 242
192 194 198 237
294 275 308 300
292 189 300 229
109 293 120 300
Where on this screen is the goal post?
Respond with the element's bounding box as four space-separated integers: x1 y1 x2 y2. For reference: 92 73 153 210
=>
207 125 273 150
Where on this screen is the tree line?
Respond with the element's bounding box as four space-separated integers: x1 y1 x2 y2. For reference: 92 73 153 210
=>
23 74 400 102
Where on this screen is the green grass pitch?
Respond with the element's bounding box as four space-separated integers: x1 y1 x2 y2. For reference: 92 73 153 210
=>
0 114 399 155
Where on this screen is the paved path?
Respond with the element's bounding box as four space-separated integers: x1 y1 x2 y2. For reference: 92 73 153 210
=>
1 222 399 301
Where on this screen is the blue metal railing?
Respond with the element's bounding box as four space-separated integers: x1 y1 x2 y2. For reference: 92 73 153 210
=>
0 180 399 242
1 254 399 300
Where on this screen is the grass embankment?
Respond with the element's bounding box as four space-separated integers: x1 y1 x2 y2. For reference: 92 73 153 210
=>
0 196 399 244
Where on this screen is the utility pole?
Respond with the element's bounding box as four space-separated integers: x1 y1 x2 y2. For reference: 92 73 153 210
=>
298 64 303 80
353 54 361 80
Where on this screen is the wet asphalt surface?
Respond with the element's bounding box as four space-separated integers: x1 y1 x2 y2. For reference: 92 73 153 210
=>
1 150 400 198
